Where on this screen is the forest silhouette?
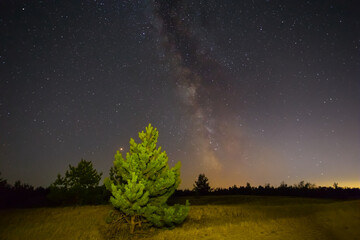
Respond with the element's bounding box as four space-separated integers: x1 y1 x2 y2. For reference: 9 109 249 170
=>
1 169 359 209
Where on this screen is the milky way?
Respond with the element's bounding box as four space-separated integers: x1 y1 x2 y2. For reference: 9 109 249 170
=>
153 0 238 172
151 1 296 185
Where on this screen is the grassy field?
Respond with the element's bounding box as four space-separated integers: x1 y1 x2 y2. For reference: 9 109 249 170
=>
0 195 359 240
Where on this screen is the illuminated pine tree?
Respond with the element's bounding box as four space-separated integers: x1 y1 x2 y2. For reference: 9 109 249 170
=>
105 124 189 233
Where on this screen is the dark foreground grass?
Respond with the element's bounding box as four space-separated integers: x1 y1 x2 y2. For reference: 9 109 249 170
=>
0 195 359 240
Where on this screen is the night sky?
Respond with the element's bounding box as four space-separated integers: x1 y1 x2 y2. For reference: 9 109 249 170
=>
0 0 359 189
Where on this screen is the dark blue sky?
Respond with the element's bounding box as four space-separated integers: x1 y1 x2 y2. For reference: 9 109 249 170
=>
0 0 359 188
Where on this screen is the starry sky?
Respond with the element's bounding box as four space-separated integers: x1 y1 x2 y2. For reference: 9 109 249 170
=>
0 0 359 189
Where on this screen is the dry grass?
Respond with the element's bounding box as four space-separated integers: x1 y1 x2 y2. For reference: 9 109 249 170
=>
0 196 359 240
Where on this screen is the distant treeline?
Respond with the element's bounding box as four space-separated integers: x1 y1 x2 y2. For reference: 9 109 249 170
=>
0 180 49 208
0 160 110 208
0 180 109 208
1 164 359 209
1 180 360 209
175 181 360 199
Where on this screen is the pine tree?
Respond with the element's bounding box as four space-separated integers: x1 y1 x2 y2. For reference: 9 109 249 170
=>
49 159 103 205
65 159 102 188
193 173 211 195
105 124 189 233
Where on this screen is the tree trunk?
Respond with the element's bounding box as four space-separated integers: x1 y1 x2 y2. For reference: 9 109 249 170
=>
130 215 135 234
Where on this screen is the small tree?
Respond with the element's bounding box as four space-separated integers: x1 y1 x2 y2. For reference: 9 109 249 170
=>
65 159 102 188
105 124 189 233
49 159 103 205
193 174 211 195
